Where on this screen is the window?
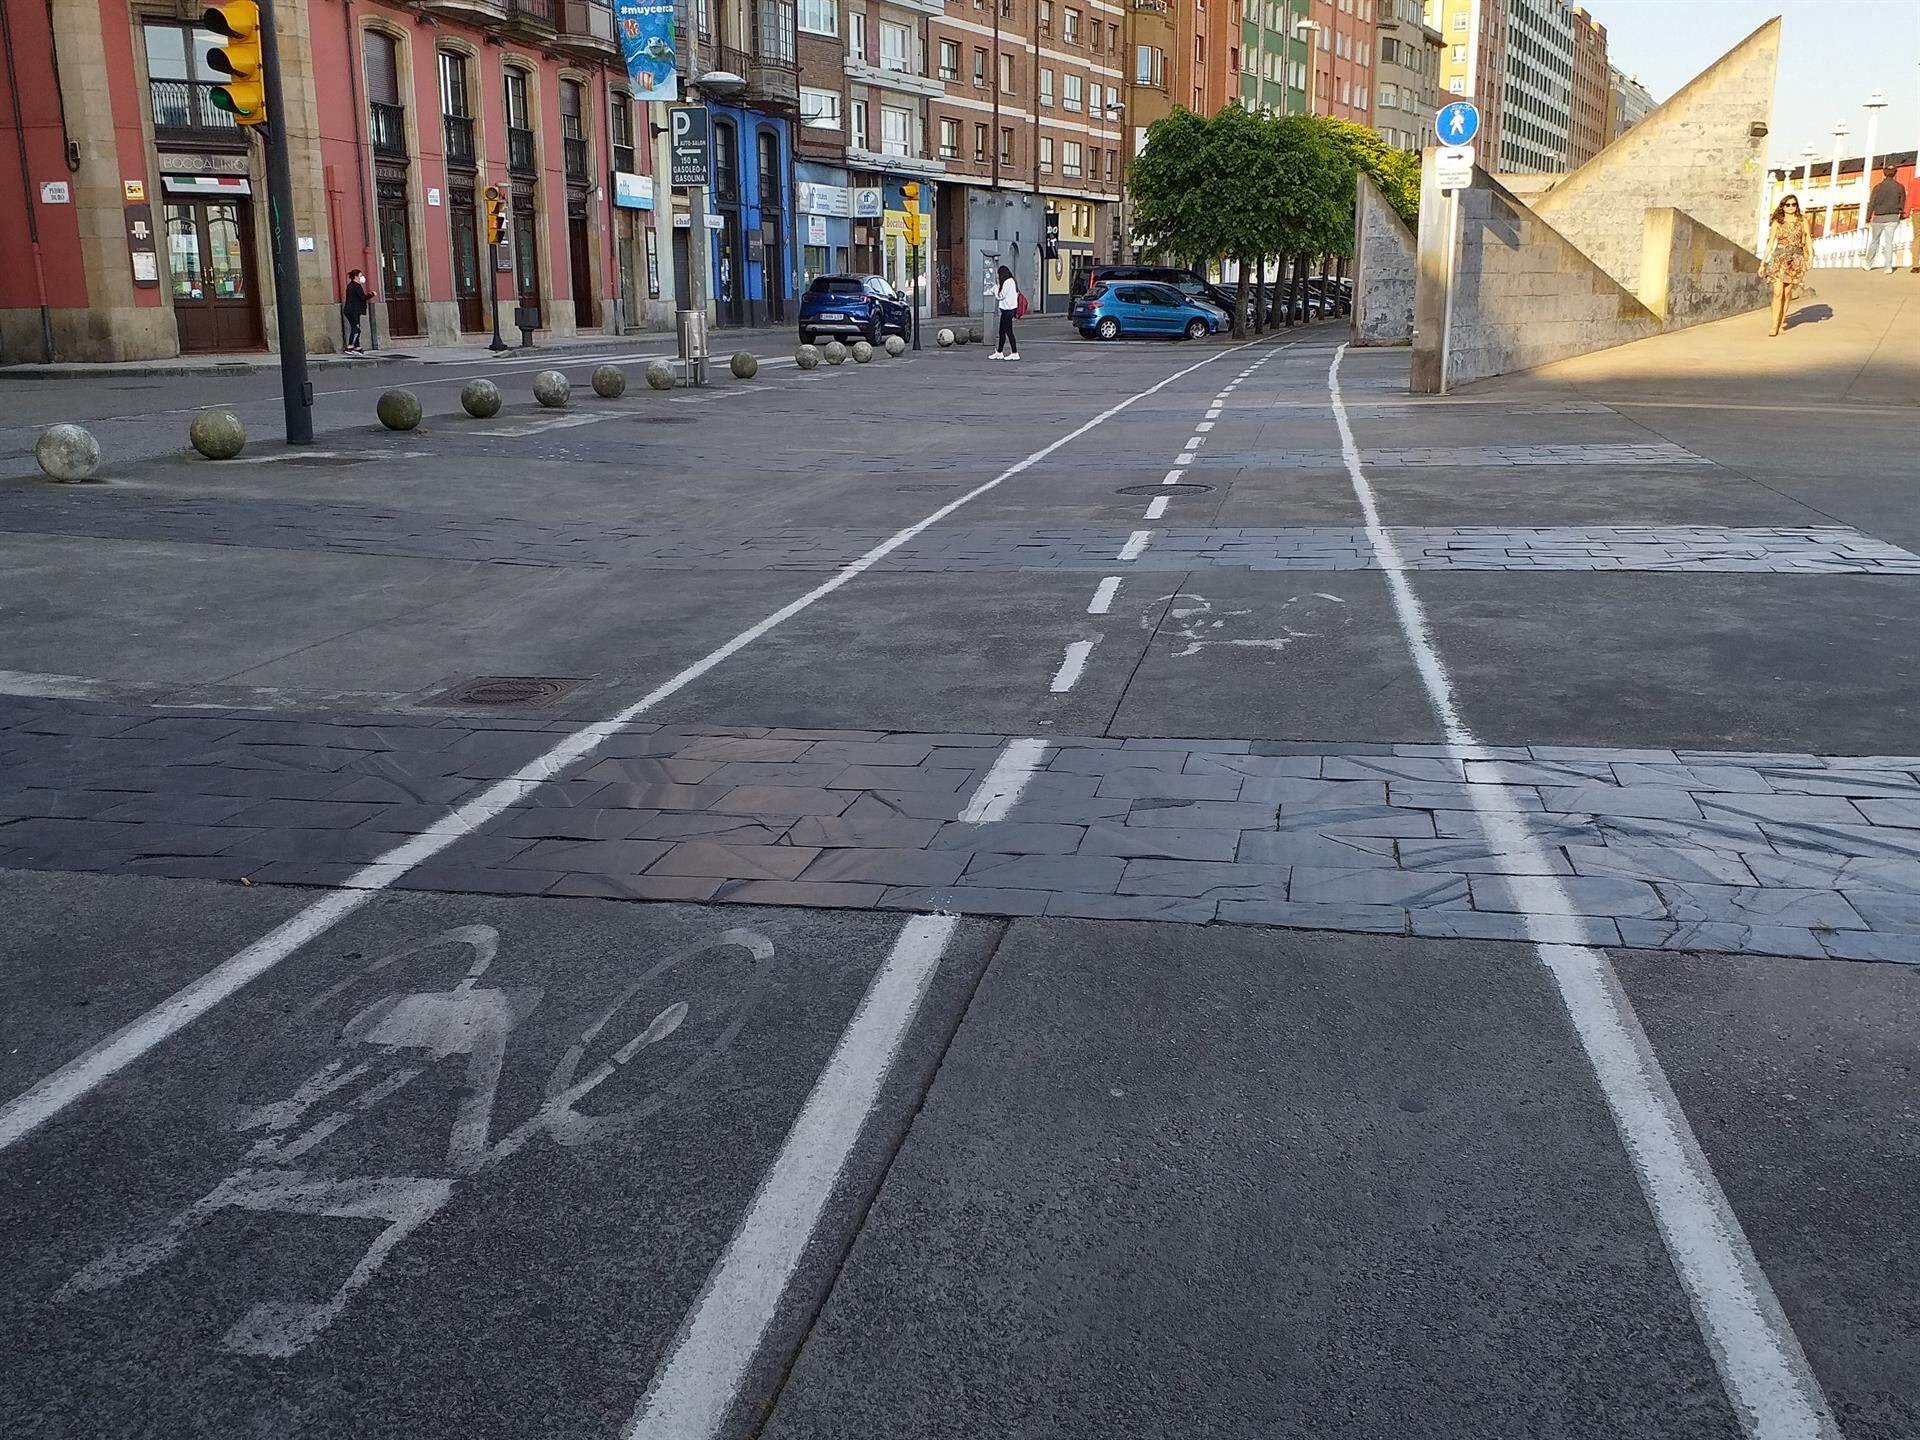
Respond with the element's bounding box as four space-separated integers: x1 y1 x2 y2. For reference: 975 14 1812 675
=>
1089 82 1102 116
1450 43 1464 62
1358 40 1368 65
1451 11 1465 28
1063 7 1080 41
1379 83 1397 108
1134 45 1163 86
1000 125 1012 163
974 121 987 161
939 38 959 80
1448 76 1464 93
851 99 868 148
1063 74 1082 112
1039 135 1053 171
939 116 960 158
1379 36 1397 63
503 68 531 129
1062 140 1082 176
801 85 842 128
1355 84 1366 108
798 0 836 35
880 20 910 71
1108 21 1118 50
610 92 632 148
363 30 401 106
999 52 1013 93
1039 0 1052 31
880 104 911 155
1105 147 1115 181
973 47 987 87
1039 68 1054 105
438 50 470 117
847 11 865 58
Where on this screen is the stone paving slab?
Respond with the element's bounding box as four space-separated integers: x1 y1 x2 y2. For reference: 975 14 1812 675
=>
3 699 1920 965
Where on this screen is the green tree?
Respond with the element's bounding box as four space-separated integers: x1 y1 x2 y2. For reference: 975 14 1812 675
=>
1319 115 1420 231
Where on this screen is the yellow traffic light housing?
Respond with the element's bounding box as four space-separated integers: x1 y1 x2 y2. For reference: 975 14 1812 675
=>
483 184 507 245
901 181 920 205
203 1 267 126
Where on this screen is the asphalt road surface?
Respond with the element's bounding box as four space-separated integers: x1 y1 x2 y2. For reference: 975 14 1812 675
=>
1 295 1916 1440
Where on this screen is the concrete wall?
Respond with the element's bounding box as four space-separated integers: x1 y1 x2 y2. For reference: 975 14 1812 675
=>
1350 171 1416 347
1528 18 1779 294
1637 207 1769 326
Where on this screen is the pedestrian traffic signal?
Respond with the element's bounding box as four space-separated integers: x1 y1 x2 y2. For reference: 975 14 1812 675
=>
901 181 920 206
483 184 507 245
203 1 267 126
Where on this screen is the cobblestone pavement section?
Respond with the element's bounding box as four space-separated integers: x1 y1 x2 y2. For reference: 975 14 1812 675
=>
4 697 1917 964
4 485 1914 576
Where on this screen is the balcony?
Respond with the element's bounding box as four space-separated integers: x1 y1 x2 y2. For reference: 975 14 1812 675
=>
845 144 947 177
505 0 556 36
564 134 589 181
444 113 476 168
369 102 407 159
842 55 945 98
419 0 509 25
748 0 799 109
147 79 243 146
508 125 537 176
555 0 619 58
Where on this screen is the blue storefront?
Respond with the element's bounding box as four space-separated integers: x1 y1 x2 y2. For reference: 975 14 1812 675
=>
705 104 795 328
795 161 854 283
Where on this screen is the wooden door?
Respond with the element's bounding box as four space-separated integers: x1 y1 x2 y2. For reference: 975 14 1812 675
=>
449 190 486 331
568 205 594 331
512 190 541 325
165 198 264 353
376 182 420 337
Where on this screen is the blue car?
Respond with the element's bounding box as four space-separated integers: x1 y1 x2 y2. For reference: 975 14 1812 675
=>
1072 281 1227 341
799 274 912 345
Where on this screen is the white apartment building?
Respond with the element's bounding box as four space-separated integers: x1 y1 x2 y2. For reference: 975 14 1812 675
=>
1497 0 1574 172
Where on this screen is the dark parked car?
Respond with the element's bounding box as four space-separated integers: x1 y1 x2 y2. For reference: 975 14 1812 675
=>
1069 263 1205 299
1071 282 1228 341
798 274 912 344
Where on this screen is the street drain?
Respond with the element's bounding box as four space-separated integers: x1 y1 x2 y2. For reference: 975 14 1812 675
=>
1117 482 1213 496
438 675 589 707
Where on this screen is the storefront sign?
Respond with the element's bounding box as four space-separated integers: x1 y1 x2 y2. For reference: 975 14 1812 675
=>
882 208 907 236
796 181 852 216
613 172 655 209
156 150 249 176
615 0 678 101
427 188 441 206
124 202 159 289
669 105 709 187
806 214 828 246
852 186 883 218
123 180 146 202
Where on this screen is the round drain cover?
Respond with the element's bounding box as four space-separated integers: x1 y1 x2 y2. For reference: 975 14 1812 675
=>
1117 482 1213 495
442 675 587 707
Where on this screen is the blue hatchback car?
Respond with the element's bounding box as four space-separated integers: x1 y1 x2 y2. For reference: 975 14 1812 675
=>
798 274 913 345
1072 282 1227 341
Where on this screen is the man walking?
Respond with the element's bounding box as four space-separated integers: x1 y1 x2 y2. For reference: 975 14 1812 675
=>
1861 165 1908 273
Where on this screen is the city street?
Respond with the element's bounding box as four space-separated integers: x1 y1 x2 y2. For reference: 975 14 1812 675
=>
1 278 1916 1439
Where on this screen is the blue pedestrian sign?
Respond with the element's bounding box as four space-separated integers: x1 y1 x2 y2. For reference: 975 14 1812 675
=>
1436 101 1480 146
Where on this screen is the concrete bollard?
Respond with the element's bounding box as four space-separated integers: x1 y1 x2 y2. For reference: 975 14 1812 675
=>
851 340 874 363
795 344 821 370
936 327 956 348
821 340 849 365
532 370 570 407
730 352 759 379
645 360 675 390
884 335 907 357
189 409 246 459
376 388 422 431
33 423 100 482
591 364 627 398
461 379 502 418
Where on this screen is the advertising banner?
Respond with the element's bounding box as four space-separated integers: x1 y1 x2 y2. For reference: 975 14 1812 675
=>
616 0 679 101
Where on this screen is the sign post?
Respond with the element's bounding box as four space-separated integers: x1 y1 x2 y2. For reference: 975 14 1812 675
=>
1432 102 1480 396
669 103 712 384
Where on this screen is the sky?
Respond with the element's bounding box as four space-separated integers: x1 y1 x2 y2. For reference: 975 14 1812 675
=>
1594 0 1920 169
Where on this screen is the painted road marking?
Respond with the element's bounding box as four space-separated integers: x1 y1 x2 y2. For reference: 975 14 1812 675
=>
1117 530 1152 561
0 669 110 700
957 737 1050 824
1143 495 1169 521
1326 343 1840 1440
1175 451 1197 466
0 338 1267 1156
1049 640 1096 693
470 412 615 437
624 912 961 1440
1163 468 1186 484
1087 577 1121 615
1195 421 1215 433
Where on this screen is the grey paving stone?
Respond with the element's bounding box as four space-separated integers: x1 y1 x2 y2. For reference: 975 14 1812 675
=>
1235 831 1399 868
1653 882 1863 930
1744 850 1920 892
1240 778 1386 806
1215 899 1408 933
1257 740 1394 757
1394 839 1572 874
1698 793 1868 825
213 827 421 864
858 789 972 821
711 878 884 909
786 812 944 849
1290 866 1470 908
1590 814 1770 854
331 774 483 806
826 765 976 793
709 785 855 819
963 852 1125 893
1816 930 1920 964
1044 892 1218 923
1049 747 1188 775
1855 798 1920 828
798 848 970 887
124 855 264 882
576 756 725 786
1539 786 1703 820
1564 844 1757 886
1616 918 1828 961
1470 874 1666 919
1674 750 1821 767
1609 763 1774 794
1322 756 1465 782
498 808 660 841
1760 820 1920 862
676 736 817 762
1409 909 1622 946
1464 759 1614 785
506 837 674 875
1114 859 1286 901
1389 781 1545 812
247 859 375 888
582 781 734 812
650 842 820 881
930 821 1086 854
1273 804 1435 838
876 883 1051 916
1094 770 1245 801
800 740 938 767
1120 737 1253 754
1185 752 1326 780
93 794 259 825
1127 800 1281 830
1400 743 1529 761
1531 745 1679 764
703 761 852 788
1079 821 1241 862
1835 889 1920 932
546 872 724 903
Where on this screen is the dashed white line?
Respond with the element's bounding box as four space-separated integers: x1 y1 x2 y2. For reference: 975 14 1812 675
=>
1326 342 1840 1440
1175 451 1197 466
1049 640 1097 693
1162 467 1186 484
1143 495 1169 520
1195 421 1215 433
957 737 1051 823
1087 576 1122 614
1117 529 1152 561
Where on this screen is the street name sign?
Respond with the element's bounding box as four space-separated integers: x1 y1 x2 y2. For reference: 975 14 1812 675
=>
1435 145 1475 191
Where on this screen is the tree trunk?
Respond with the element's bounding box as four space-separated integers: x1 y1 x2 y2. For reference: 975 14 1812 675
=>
1232 259 1250 340
1253 257 1266 333
1292 255 1308 327
1282 254 1296 328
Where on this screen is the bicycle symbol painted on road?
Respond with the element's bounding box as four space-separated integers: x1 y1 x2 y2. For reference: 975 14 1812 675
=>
60 923 775 1357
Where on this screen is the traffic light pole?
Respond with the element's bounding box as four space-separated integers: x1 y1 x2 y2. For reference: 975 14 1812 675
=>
256 0 312 443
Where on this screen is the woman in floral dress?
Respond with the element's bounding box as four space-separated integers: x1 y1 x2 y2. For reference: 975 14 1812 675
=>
1762 194 1811 337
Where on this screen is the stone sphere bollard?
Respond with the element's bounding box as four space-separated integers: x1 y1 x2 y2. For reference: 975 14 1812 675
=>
460 379 502 418
936 327 956 348
532 370 571 408
591 364 627 398
190 408 246 460
376 388 422 431
884 335 907 357
795 344 821 370
851 340 874 363
645 360 675 391
954 328 970 346
33 423 100 482
821 340 848 365
730 352 759 379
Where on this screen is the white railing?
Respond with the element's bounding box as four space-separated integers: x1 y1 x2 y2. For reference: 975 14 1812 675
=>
1809 219 1914 269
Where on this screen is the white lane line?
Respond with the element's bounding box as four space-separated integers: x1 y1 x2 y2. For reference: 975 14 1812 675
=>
470 412 614 437
0 338 1265 1157
1049 640 1097 693
1205 407 1222 419
1087 576 1121 614
958 737 1050 823
1142 495 1169 521
0 669 111 700
624 912 961 1440
1195 421 1215 433
1326 343 1840 1440
1175 450 1197 466
1117 529 1152 561
1162 467 1186 484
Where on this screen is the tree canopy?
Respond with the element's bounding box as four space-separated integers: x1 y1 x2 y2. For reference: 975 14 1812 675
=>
1319 116 1421 230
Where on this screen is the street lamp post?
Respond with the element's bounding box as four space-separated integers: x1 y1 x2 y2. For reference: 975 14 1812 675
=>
1826 120 1850 240
1797 143 1816 197
676 68 744 386
1860 88 1888 262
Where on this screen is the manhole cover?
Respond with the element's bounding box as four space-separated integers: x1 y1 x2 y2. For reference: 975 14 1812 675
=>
1117 482 1213 495
437 675 589 707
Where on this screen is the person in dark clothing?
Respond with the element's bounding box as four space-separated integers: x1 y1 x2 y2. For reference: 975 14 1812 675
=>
342 269 369 353
1862 165 1909 272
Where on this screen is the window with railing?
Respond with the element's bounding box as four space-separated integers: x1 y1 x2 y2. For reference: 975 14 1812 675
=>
143 22 239 136
363 31 407 158
440 51 475 166
560 79 587 179
369 102 407 157
754 0 797 65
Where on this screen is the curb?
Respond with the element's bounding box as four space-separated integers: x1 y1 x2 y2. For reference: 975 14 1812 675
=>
0 353 417 380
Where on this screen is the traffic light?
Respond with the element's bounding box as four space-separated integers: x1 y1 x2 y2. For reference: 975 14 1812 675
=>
203 1 267 126
483 184 507 245
901 181 922 245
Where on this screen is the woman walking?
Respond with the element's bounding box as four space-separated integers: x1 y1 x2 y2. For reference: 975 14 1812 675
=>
341 269 370 355
1761 195 1810 337
989 264 1020 361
